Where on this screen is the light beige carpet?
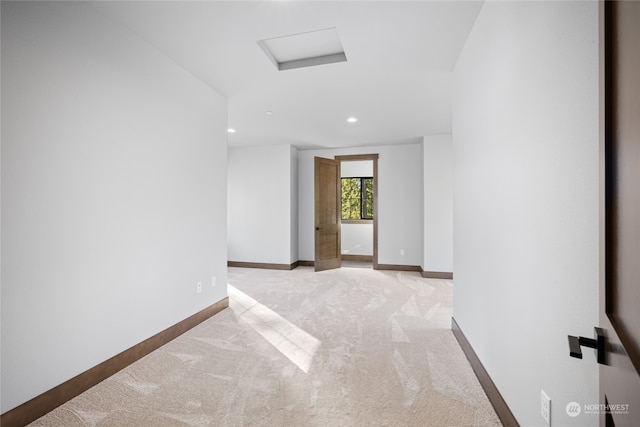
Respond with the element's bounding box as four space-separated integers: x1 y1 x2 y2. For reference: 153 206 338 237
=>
29 267 502 426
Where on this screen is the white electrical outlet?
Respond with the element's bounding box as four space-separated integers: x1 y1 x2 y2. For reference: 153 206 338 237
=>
211 276 216 287
196 281 202 294
400 249 405 256
541 390 551 426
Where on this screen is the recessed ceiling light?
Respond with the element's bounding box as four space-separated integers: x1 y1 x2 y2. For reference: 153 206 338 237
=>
258 27 347 71
347 117 358 123
266 111 273 115
227 128 236 133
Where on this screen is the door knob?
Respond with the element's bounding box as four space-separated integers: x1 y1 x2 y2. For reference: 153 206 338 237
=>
568 327 605 364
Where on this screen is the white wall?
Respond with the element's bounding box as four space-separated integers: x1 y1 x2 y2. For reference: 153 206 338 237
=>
423 134 453 273
341 160 373 257
299 144 423 266
290 145 299 263
453 2 599 426
342 224 374 256
1 1 228 413
341 160 373 178
228 144 298 265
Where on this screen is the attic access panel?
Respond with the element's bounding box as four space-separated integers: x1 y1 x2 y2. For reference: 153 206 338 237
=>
258 27 347 71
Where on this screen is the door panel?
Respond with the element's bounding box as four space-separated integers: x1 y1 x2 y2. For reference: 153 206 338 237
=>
601 2 640 426
314 157 341 271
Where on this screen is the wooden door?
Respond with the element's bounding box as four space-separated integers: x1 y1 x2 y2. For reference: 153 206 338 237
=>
601 2 640 426
314 157 341 272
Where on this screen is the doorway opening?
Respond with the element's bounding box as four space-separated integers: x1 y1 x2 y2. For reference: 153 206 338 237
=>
335 154 379 269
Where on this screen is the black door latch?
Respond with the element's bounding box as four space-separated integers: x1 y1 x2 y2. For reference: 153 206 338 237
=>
568 327 605 364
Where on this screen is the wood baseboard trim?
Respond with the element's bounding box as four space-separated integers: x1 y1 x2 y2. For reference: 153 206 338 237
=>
341 254 373 262
230 260 445 277
375 263 422 272
229 260 434 273
1 298 229 427
421 271 453 279
297 260 315 267
227 261 298 270
451 317 519 427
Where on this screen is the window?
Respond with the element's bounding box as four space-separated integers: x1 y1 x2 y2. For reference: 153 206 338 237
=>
341 177 373 220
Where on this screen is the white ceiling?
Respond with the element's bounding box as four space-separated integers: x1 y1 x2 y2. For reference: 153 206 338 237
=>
91 1 483 149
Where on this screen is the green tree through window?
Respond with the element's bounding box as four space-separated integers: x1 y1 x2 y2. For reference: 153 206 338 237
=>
341 177 373 220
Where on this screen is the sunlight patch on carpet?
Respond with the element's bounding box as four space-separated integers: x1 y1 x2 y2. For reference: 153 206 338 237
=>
228 284 321 373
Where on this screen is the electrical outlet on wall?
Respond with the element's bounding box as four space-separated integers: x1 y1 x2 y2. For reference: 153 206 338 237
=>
541 390 551 426
211 276 216 287
196 281 202 294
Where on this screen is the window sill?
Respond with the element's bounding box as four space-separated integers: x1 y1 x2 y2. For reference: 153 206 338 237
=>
342 219 374 224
